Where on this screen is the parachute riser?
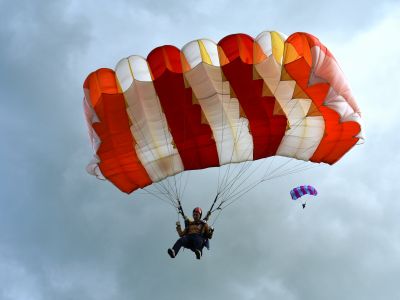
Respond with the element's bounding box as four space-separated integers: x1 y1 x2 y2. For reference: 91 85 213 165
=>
203 193 220 222
176 197 187 220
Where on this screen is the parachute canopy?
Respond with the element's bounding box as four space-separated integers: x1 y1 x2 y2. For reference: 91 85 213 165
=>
83 30 363 194
290 185 318 200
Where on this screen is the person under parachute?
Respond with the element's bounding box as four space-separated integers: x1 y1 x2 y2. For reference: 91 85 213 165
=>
168 207 214 260
290 185 318 209
82 31 364 260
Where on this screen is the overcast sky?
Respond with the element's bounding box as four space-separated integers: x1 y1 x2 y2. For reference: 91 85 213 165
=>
1 0 400 299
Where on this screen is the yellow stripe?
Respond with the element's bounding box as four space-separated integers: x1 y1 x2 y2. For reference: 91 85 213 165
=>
198 40 212 65
271 31 285 64
283 43 299 64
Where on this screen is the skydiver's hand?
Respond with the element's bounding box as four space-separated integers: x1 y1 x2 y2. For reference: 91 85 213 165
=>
208 227 214 238
176 221 181 228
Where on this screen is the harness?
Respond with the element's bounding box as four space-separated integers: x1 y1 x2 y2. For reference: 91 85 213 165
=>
184 220 210 250
185 220 206 235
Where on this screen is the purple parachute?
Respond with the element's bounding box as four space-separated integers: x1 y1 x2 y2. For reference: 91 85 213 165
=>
290 185 318 200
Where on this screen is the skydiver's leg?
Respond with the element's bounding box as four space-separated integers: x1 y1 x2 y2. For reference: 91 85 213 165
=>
192 235 204 251
172 236 190 255
191 235 204 259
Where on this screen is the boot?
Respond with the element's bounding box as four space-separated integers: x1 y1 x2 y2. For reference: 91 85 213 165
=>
168 248 175 258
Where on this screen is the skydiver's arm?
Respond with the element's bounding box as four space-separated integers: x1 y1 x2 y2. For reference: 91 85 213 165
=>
176 222 187 237
203 223 214 239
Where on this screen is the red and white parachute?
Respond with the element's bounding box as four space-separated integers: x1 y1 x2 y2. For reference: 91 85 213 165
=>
83 31 363 217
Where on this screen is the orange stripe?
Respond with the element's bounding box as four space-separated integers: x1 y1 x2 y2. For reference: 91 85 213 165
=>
83 68 152 193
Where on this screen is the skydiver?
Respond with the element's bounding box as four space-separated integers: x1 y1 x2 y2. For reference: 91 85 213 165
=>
167 207 214 260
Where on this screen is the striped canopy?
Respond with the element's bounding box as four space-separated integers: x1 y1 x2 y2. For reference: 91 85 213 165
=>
83 31 363 194
290 185 318 200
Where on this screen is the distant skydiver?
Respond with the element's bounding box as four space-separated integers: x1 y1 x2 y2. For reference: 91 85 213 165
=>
290 185 318 209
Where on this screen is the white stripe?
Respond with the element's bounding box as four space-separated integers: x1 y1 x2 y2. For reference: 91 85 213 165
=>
115 56 184 182
82 92 105 179
182 40 253 164
255 31 287 60
310 46 364 143
182 39 220 68
310 46 362 134
273 80 325 160
254 35 325 161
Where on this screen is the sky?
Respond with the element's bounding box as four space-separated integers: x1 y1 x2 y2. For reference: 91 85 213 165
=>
1 0 400 299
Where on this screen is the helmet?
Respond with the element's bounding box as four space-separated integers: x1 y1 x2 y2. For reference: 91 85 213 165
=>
193 207 202 217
